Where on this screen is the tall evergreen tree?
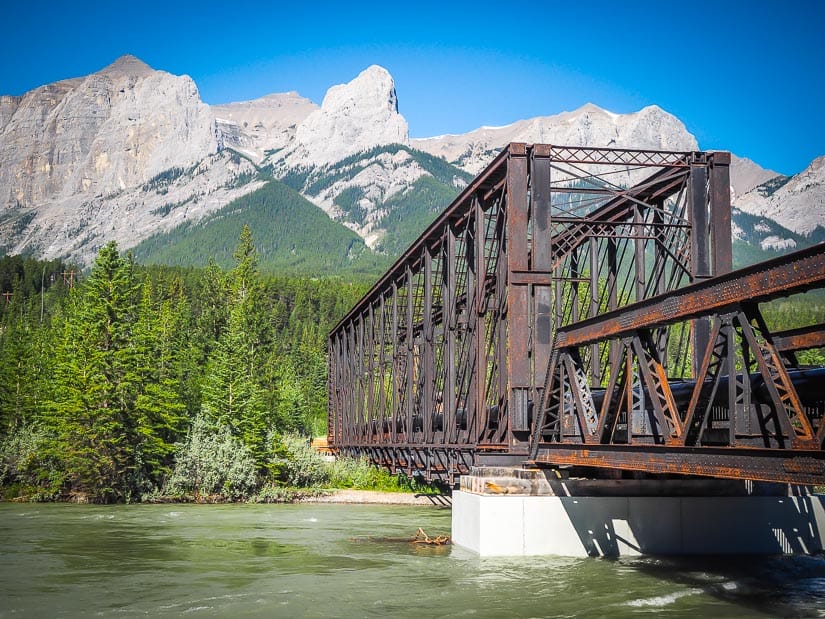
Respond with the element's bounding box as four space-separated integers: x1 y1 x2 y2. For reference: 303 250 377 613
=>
43 243 184 501
201 227 270 467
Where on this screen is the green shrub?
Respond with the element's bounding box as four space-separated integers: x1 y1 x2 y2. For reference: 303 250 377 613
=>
0 425 63 500
163 415 258 500
272 433 329 487
325 456 427 493
249 483 326 503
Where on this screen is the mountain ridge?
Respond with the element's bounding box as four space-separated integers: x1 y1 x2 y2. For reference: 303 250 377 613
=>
1 55 821 271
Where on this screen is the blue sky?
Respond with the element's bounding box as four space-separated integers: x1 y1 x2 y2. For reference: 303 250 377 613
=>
2 0 823 175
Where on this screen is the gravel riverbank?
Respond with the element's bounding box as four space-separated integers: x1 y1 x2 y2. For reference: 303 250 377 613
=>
304 489 452 506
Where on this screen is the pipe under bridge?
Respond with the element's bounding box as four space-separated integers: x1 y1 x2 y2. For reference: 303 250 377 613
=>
327 144 825 486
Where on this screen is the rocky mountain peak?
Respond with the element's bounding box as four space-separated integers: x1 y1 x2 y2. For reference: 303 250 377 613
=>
286 65 409 166
734 154 825 236
98 54 155 78
411 102 698 175
321 64 399 113
0 56 222 261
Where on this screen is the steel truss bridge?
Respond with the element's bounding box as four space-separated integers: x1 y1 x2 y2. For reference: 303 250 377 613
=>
328 144 825 487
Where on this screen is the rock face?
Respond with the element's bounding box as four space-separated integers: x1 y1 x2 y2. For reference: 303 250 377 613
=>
0 56 261 263
280 65 409 167
411 103 699 174
734 156 825 236
0 56 217 210
212 92 318 162
729 154 780 198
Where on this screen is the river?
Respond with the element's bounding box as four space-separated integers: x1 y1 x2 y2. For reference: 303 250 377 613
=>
1 502 824 617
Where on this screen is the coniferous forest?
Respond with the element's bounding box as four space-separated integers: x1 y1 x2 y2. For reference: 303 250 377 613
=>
1 227 823 503
0 227 380 503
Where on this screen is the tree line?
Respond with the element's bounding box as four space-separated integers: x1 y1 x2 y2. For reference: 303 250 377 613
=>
0 227 368 502
0 229 822 503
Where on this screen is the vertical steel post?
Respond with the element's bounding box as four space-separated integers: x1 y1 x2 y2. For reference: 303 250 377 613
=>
391 281 399 445
634 205 646 302
506 144 530 439
710 151 733 275
689 155 710 377
444 223 457 444
366 303 375 441
531 146 553 403
590 237 601 385
467 203 478 443
474 196 486 443
423 247 434 444
405 266 414 441
608 236 619 369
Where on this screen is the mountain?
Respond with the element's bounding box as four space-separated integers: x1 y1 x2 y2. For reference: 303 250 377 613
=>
212 92 318 162
277 65 408 168
276 143 472 252
0 56 263 264
733 156 825 237
411 103 699 173
1 56 822 272
729 154 780 198
132 178 389 276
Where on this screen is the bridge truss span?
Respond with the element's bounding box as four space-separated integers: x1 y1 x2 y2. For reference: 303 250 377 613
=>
328 143 825 486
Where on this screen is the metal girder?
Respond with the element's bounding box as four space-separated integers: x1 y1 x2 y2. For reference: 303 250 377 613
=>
555 243 825 349
529 444 825 486
773 323 825 352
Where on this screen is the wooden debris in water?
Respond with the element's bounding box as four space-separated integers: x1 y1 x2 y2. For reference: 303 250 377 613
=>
349 527 451 546
411 527 450 546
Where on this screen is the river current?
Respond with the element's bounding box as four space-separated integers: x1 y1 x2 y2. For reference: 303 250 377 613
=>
1 502 824 617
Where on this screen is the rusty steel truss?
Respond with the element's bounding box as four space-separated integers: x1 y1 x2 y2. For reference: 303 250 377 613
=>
327 144 825 486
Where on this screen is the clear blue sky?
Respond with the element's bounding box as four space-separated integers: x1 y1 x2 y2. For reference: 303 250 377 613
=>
2 0 823 175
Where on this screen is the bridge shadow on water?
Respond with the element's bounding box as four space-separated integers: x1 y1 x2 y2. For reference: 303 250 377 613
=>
555 487 825 615
615 553 825 616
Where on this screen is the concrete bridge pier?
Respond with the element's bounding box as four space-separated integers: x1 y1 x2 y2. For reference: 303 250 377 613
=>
452 467 825 557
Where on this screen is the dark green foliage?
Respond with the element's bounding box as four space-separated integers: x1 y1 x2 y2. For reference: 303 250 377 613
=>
276 166 312 191
374 175 462 255
142 167 186 193
150 196 194 218
756 175 792 197
39 243 188 501
131 180 391 277
333 186 367 225
0 255 69 299
0 232 373 501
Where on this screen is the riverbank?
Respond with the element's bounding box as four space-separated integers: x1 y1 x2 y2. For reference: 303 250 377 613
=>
1 488 452 506
304 489 451 506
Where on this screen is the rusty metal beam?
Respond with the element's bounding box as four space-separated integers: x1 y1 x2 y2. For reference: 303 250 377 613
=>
530 443 825 486
773 323 825 352
555 243 825 349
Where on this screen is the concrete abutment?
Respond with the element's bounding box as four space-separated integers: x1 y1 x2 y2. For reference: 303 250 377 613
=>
451 467 825 557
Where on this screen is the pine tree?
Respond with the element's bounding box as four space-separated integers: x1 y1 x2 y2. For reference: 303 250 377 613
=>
42 242 184 501
129 281 187 489
201 227 270 468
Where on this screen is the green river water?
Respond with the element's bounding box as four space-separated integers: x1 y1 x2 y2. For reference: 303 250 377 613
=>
1 502 824 618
